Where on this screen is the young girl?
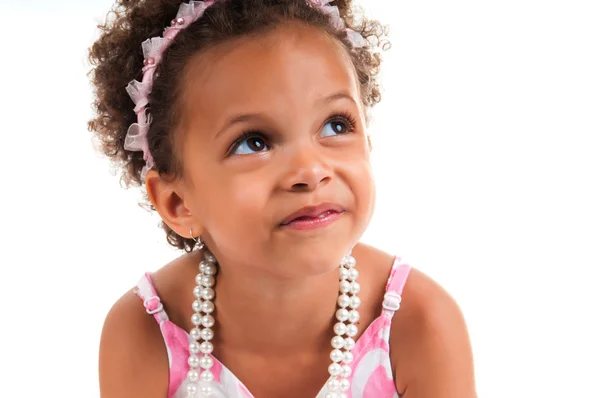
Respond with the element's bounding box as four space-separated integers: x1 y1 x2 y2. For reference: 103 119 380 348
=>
89 0 476 397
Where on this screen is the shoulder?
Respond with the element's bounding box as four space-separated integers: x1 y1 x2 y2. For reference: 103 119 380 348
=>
98 285 169 397
98 250 202 397
390 267 477 398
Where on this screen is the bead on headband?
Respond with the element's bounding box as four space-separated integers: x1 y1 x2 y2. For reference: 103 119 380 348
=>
125 0 367 180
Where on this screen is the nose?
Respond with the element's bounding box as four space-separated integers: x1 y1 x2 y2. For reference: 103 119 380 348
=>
279 144 333 192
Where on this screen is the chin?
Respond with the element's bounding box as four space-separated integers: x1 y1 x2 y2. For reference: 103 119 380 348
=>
274 239 357 277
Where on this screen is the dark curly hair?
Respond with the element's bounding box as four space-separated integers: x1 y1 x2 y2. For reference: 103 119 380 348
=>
87 0 389 252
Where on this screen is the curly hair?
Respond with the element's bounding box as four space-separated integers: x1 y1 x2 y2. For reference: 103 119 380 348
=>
87 0 389 252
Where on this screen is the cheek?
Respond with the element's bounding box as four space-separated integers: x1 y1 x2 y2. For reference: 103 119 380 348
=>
360 164 377 214
346 154 377 222
201 174 270 240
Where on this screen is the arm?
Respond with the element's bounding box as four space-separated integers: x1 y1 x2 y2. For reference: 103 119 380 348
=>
391 269 477 398
99 290 169 398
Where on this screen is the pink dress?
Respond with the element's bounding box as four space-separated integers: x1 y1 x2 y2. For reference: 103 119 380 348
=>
135 256 411 398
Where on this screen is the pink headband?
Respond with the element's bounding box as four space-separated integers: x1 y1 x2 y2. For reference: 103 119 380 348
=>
125 0 366 180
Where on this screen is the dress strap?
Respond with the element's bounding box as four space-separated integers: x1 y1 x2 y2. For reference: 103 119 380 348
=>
134 273 191 396
381 256 412 318
133 272 169 325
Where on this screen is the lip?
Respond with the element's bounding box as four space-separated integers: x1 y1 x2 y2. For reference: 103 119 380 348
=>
281 210 344 230
280 202 345 226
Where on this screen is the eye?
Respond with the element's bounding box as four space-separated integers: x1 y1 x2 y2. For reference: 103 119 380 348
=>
230 133 270 155
320 114 356 137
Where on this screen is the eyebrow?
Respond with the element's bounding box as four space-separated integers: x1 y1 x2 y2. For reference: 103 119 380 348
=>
214 92 357 139
322 92 357 106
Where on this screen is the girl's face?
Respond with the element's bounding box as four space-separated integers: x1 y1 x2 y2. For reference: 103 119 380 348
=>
164 21 375 278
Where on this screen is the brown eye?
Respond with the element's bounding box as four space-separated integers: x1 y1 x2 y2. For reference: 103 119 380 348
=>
321 120 351 137
231 134 269 155
332 121 348 134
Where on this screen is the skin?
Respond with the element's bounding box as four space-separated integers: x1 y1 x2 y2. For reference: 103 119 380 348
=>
99 21 476 398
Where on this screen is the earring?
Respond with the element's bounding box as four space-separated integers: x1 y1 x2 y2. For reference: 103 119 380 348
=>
189 227 205 250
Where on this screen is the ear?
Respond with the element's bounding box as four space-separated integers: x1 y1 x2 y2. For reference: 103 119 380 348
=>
144 169 204 239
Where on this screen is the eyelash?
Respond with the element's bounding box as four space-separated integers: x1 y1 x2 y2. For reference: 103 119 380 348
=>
226 112 358 156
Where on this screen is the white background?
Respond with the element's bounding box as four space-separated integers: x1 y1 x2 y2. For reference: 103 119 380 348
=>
0 0 598 397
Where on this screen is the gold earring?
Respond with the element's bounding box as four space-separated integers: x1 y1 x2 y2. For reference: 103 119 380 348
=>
189 228 205 249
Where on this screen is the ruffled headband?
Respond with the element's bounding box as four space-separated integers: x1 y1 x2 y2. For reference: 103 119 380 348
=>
125 0 367 180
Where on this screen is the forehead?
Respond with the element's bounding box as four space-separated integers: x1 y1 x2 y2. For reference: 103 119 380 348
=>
179 21 360 129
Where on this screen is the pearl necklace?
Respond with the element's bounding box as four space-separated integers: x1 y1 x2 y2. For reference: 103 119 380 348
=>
185 243 360 398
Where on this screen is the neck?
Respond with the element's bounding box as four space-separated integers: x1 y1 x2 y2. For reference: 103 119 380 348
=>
212 263 341 356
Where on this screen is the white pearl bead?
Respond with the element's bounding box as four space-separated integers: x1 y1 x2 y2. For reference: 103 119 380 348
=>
200 385 213 396
337 294 350 308
349 281 360 294
349 296 361 309
200 341 214 354
327 377 340 391
340 364 352 378
201 315 215 328
187 383 197 394
339 267 349 280
340 378 350 391
187 369 199 382
339 280 350 293
193 286 202 298
200 287 215 300
200 355 214 369
204 252 216 263
333 322 347 335
195 273 204 285
191 313 202 326
192 300 202 312
348 310 360 323
199 261 209 272
200 301 215 313
328 362 342 376
342 351 354 364
336 308 349 322
204 264 217 276
331 335 345 349
200 328 214 341
348 268 359 281
188 355 200 368
326 393 344 398
201 275 215 287
346 324 358 337
345 256 356 268
189 342 201 354
190 328 202 340
330 348 344 362
201 370 214 382
344 337 355 351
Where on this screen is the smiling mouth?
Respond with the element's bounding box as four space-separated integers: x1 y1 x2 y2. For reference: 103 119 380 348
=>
280 203 346 226
291 210 337 222
280 210 344 230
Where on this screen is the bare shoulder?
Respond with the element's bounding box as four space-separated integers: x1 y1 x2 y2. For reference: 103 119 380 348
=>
98 286 169 397
98 251 201 397
390 267 477 398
